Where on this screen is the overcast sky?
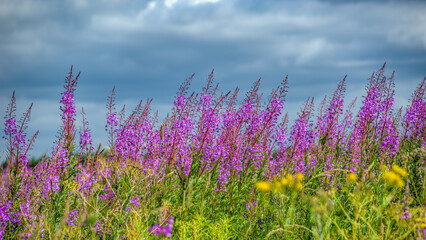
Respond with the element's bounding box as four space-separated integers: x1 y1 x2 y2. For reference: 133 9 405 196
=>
0 0 425 158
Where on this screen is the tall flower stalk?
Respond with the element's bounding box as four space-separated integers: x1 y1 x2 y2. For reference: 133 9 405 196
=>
1 65 425 238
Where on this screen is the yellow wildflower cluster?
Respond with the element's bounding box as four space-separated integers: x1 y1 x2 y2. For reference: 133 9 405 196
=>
346 173 357 183
255 181 272 192
255 173 304 193
391 165 408 177
382 164 408 188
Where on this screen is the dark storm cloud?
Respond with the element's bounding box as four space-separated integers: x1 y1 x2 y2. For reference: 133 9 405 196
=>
0 0 425 157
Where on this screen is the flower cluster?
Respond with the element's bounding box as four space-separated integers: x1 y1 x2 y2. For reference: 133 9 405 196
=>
3 118 17 136
67 209 78 226
148 216 174 238
1 65 425 238
381 164 408 188
256 173 304 192
59 66 80 153
346 172 357 183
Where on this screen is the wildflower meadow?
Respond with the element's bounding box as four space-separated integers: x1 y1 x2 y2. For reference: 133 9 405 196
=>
1 64 425 239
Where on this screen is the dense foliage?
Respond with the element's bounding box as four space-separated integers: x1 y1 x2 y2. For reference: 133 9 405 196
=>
1 64 425 239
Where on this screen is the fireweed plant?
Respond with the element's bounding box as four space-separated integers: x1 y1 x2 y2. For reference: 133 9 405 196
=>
0 64 425 239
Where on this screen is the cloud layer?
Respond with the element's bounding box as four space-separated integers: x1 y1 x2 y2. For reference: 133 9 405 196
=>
0 0 425 157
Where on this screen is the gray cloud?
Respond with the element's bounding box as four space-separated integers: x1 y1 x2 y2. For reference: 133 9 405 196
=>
0 0 425 157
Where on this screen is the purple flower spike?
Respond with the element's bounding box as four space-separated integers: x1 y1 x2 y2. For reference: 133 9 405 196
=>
148 216 174 238
67 209 78 226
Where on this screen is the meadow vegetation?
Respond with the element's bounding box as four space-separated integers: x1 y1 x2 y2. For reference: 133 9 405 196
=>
1 64 425 239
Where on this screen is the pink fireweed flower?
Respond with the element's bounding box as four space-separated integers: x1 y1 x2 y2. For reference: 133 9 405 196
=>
0 201 12 239
67 209 78 226
289 118 314 174
126 196 141 213
79 107 94 153
76 168 96 195
41 173 60 198
246 200 258 212
93 220 103 234
3 95 36 168
3 118 17 136
79 129 93 151
20 199 30 218
60 92 76 122
148 216 174 238
399 207 411 220
106 113 118 129
52 147 70 169
59 66 80 152
403 88 426 145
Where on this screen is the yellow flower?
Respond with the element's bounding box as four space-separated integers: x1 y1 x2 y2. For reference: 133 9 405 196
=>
383 171 404 188
255 181 272 192
285 174 294 183
396 179 405 188
295 182 303 191
346 173 357 183
281 178 289 186
274 181 283 191
392 165 408 177
296 173 304 181
383 171 397 181
380 164 388 171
